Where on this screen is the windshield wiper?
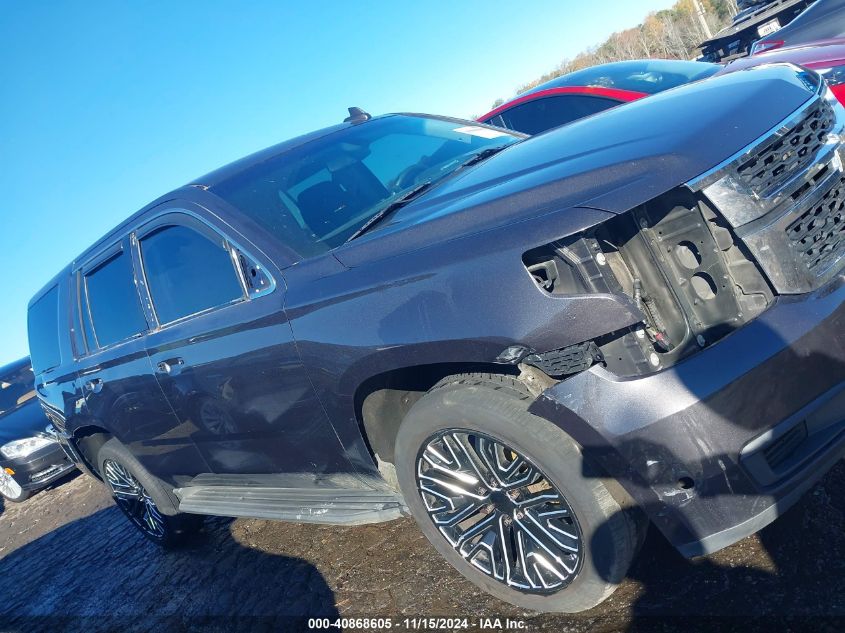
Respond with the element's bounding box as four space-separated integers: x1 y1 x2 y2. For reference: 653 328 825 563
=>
452 146 508 173
345 146 508 243
346 181 434 242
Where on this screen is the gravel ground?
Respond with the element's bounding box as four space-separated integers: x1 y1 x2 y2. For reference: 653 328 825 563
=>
2 465 845 633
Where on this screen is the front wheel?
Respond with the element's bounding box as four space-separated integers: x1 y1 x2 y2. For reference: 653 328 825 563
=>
97 438 203 547
0 469 31 503
393 373 644 613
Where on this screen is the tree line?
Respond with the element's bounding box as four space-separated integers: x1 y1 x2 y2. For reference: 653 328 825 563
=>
491 0 739 108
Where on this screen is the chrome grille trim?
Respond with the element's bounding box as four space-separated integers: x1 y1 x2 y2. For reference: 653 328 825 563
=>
787 174 845 273
687 86 845 294
740 160 845 294
736 99 836 198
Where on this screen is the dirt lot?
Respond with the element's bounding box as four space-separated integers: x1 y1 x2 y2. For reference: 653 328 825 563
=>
2 465 845 633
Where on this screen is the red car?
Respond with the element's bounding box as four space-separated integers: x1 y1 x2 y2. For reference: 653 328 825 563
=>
480 49 845 135
478 60 720 134
726 38 845 102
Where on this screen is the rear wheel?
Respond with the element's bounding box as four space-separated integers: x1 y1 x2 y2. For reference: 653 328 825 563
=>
97 438 203 547
393 373 643 613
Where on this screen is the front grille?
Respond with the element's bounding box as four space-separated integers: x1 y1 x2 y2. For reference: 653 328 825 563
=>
29 461 69 484
693 88 845 295
787 174 845 273
737 100 836 197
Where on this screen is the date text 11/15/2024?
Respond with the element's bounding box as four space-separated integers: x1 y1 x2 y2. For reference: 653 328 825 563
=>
307 617 528 630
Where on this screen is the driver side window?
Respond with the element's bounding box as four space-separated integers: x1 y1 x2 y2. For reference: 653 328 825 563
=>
140 224 245 325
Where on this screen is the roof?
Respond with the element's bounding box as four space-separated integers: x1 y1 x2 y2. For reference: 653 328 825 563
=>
0 357 31 381
190 122 353 189
521 59 719 97
33 112 487 294
725 38 845 71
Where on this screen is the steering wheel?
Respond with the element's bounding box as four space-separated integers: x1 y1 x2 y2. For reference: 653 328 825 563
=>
393 160 430 190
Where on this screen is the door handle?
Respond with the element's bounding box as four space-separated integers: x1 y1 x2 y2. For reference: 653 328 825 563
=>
84 378 104 394
156 358 185 375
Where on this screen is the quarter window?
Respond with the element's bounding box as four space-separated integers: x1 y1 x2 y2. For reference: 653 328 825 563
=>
140 224 244 325
84 249 147 348
27 286 61 372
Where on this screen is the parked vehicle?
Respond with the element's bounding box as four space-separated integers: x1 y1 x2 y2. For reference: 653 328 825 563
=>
751 0 845 54
29 64 845 612
0 357 75 502
724 38 845 103
739 0 773 9
480 50 845 138
478 59 720 134
700 0 815 62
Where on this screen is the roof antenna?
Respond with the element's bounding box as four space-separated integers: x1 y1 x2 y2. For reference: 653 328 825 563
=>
344 107 371 123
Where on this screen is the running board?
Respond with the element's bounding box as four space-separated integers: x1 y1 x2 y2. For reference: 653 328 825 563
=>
174 479 406 526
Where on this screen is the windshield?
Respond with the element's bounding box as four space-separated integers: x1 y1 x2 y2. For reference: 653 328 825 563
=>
531 60 720 95
212 115 520 256
0 362 36 416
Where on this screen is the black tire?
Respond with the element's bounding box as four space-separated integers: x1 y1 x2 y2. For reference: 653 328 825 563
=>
394 373 643 613
96 438 204 548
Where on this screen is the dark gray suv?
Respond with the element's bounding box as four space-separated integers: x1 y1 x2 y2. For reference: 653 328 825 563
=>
27 64 845 612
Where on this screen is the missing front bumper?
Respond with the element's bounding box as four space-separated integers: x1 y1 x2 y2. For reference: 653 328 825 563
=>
528 272 845 556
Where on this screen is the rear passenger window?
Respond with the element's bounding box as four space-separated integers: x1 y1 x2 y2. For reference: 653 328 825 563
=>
28 286 62 372
140 225 244 325
84 250 147 348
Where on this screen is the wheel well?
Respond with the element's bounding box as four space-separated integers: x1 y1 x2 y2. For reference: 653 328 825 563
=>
355 362 519 466
72 426 113 479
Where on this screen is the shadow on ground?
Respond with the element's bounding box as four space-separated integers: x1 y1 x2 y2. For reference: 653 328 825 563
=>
0 507 337 633
565 461 845 633
2 463 845 632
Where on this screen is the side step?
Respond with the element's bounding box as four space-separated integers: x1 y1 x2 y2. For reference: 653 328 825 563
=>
174 475 407 526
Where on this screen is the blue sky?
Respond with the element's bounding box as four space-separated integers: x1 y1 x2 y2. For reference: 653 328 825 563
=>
0 0 673 362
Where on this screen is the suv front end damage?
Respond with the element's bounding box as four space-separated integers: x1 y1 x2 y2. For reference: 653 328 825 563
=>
525 77 845 556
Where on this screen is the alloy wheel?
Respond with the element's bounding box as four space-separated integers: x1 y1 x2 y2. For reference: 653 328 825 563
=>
415 430 583 593
0 469 23 500
103 459 166 540
198 399 238 435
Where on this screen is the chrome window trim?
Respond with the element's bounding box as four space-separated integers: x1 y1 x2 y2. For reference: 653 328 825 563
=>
69 205 278 356
133 208 277 331
134 214 249 329
75 238 150 356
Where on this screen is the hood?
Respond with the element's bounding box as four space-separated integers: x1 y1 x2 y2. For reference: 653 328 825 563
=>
0 401 50 446
334 64 819 267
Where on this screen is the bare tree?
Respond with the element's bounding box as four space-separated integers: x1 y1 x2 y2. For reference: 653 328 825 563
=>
503 0 733 102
